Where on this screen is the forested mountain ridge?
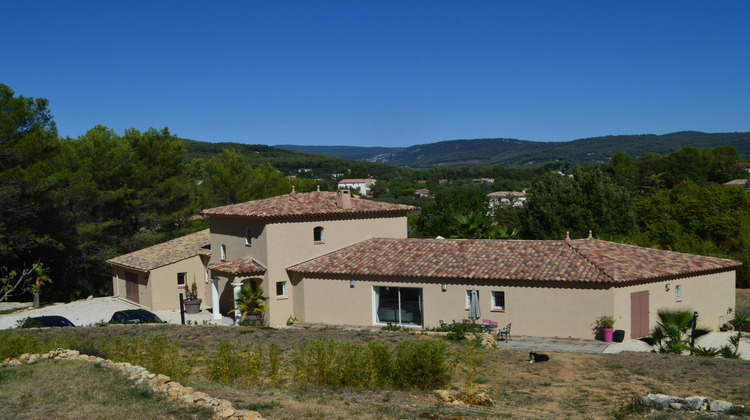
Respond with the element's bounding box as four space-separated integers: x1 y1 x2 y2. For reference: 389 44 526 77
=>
277 131 750 168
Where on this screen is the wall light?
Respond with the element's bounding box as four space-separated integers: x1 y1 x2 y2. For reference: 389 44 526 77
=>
350 280 355 288
441 284 447 292
665 283 670 291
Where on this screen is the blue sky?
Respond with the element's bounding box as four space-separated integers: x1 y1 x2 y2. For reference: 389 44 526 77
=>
3 1 749 147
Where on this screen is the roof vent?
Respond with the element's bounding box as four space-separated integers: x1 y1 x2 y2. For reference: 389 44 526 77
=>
336 189 352 209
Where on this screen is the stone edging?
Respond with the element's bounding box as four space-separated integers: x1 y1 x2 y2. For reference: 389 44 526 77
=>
2 349 264 420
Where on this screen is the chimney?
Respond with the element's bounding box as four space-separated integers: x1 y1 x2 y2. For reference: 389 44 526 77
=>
336 189 352 209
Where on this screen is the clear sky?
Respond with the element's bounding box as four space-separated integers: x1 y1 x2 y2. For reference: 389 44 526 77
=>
3 1 749 147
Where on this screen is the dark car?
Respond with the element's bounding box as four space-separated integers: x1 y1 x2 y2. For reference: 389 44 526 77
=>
20 315 76 328
109 309 164 324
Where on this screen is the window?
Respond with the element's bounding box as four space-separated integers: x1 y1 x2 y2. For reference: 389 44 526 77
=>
491 291 505 311
245 228 252 246
313 226 325 243
675 285 682 302
374 286 423 326
177 272 187 287
220 244 226 261
205 270 210 283
276 281 288 299
465 290 472 310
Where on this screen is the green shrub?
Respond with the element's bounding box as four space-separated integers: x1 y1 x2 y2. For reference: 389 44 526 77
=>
0 330 42 359
393 339 451 390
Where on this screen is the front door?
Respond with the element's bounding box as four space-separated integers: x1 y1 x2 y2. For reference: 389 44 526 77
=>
630 290 649 338
125 271 139 303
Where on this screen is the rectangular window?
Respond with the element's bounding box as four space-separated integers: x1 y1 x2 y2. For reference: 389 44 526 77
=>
220 244 226 261
465 290 472 310
177 272 187 287
276 281 288 299
491 291 505 311
245 228 252 246
374 286 423 327
675 285 682 302
313 226 325 243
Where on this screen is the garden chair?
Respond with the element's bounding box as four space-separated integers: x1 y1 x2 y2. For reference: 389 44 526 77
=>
481 319 498 332
497 323 511 341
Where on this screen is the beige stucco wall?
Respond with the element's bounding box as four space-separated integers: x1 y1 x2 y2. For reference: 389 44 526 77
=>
292 275 614 339
612 271 736 339
207 214 408 324
112 255 210 311
112 266 150 307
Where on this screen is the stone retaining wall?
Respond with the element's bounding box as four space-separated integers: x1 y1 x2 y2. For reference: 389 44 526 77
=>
2 349 264 420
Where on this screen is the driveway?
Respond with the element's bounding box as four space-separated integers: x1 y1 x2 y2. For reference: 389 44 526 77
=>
0 297 228 329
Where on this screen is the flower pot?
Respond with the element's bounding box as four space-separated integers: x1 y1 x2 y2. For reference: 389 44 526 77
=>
602 327 614 342
184 298 202 314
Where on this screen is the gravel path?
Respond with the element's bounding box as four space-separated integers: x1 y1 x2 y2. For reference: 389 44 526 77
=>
0 297 222 329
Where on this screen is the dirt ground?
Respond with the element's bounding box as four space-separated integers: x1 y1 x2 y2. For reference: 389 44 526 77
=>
11 323 750 419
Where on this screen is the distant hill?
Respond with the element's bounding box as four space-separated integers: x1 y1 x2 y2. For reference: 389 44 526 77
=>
276 131 750 168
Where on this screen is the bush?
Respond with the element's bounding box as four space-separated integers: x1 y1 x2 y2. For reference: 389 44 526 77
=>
393 339 451 390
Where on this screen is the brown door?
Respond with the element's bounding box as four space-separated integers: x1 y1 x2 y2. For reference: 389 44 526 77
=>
630 290 649 338
125 272 139 303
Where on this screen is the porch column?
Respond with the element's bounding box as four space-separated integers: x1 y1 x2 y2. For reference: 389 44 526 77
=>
211 278 221 320
231 282 243 325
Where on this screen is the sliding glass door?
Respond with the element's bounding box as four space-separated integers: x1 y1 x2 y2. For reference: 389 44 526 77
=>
373 286 423 327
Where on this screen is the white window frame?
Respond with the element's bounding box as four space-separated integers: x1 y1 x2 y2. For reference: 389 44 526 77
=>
245 228 252 246
177 272 187 287
313 226 325 243
675 284 682 302
465 290 472 310
491 291 505 311
220 244 227 261
276 281 288 299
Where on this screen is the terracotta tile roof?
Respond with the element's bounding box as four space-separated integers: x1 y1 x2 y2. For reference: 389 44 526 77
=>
107 230 210 272
208 258 266 275
202 191 414 220
287 238 741 284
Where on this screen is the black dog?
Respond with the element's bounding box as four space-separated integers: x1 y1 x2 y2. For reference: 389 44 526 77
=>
528 352 549 363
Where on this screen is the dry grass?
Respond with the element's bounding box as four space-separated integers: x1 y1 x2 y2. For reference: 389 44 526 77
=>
3 323 750 419
0 359 213 419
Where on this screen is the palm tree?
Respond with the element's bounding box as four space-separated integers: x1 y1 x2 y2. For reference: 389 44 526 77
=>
639 309 711 354
235 285 268 323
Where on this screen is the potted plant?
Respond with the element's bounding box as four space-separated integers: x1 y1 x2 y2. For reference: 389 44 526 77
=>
236 285 268 324
183 279 202 314
598 315 615 342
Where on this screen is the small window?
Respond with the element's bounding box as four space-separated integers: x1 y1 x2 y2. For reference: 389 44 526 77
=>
220 244 227 261
313 226 325 243
675 285 682 302
491 291 505 311
245 228 252 246
276 281 288 299
465 290 472 310
205 270 210 283
177 272 187 287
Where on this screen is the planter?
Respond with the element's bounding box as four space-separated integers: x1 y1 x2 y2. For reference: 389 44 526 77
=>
184 299 202 314
602 327 614 342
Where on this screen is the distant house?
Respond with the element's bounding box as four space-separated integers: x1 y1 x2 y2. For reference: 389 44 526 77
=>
337 178 376 195
108 230 211 310
488 191 527 208
739 163 750 173
109 190 741 340
330 173 345 179
414 188 431 199
472 178 495 184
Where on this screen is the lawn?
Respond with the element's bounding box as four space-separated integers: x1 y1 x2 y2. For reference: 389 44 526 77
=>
2 323 750 419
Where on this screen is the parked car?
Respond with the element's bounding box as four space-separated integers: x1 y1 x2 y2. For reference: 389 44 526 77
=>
20 315 76 328
109 309 164 324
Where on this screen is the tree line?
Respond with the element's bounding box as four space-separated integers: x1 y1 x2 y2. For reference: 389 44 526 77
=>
2 83 749 303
